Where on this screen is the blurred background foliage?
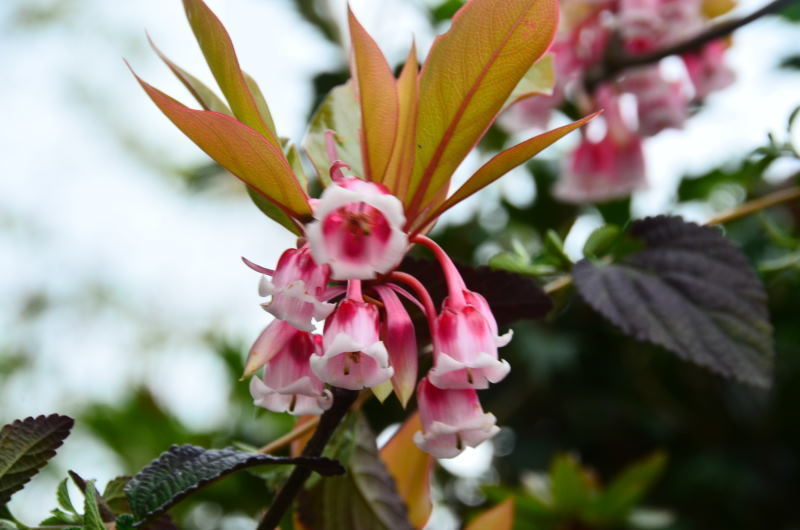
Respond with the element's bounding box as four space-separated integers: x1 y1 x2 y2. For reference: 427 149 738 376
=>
2 0 800 528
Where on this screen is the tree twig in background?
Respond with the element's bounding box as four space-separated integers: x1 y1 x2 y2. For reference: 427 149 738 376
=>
707 186 800 225
586 0 797 87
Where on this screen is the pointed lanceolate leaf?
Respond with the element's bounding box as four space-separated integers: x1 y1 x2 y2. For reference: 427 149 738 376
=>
125 444 344 525
407 0 559 214
148 35 231 115
399 257 553 327
83 482 106 530
299 415 412 530
465 498 514 530
384 43 420 197
595 452 666 521
0 414 74 506
348 8 399 182
379 413 433 529
132 69 311 219
572 216 773 387
414 114 597 231
182 0 280 147
304 82 364 184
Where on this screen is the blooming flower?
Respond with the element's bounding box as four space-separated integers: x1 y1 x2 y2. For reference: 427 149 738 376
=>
310 287 394 390
306 178 408 281
413 377 500 459
258 245 334 332
250 326 332 415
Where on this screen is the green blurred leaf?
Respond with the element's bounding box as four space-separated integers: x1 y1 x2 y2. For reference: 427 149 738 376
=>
125 444 344 525
0 414 74 505
544 229 572 268
83 482 106 530
102 476 132 514
549 454 592 513
573 216 773 387
489 252 558 277
583 225 622 259
505 54 555 108
304 82 363 184
431 0 465 21
57 478 77 514
594 452 666 522
298 414 412 530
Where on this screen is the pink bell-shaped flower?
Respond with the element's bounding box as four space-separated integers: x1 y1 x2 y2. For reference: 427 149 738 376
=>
428 295 511 390
622 68 688 137
310 291 394 390
683 40 734 100
259 246 334 332
250 327 333 415
413 377 500 459
305 178 408 281
242 319 299 379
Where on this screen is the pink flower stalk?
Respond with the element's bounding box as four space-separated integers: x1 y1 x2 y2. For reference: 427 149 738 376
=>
311 282 393 390
250 328 332 415
258 246 334 332
413 377 500 459
683 40 735 100
306 178 408 281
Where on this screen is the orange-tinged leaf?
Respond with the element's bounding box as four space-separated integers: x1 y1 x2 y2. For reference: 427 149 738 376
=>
413 114 598 233
148 34 231 115
348 7 399 182
465 498 514 530
131 67 310 219
384 43 419 198
407 0 559 216
182 0 280 147
380 413 433 529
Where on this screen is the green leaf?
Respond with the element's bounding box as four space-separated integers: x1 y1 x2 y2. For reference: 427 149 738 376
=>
83 482 106 530
102 475 132 514
298 414 412 530
124 444 344 525
595 452 666 521
572 216 773 387
304 82 363 184
57 478 77 514
549 454 592 513
582 225 622 259
246 185 302 236
0 414 74 505
489 252 558 277
505 54 555 107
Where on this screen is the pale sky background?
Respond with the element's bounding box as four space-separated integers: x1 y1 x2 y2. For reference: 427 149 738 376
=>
1 0 798 525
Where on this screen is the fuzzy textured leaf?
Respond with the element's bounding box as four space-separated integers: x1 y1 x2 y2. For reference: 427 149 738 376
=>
399 257 553 326
304 82 364 183
125 444 344 525
408 0 558 212
0 414 74 506
572 216 773 387
131 69 311 219
299 415 412 530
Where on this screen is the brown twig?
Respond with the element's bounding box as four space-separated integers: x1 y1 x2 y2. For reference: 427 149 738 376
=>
257 388 358 530
707 186 800 225
586 0 797 87
258 417 320 454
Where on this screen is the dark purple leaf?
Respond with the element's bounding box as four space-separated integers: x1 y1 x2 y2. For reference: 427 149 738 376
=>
572 216 773 387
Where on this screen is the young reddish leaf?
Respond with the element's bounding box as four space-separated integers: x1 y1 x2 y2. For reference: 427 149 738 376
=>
413 114 597 232
465 498 514 530
379 413 433 529
384 43 420 198
347 7 399 182
148 35 231 115
406 0 559 215
182 0 280 147
504 54 555 109
243 71 278 135
131 68 311 219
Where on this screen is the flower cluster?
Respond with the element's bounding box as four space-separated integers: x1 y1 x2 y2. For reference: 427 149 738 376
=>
243 170 510 458
511 0 736 202
134 0 587 458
